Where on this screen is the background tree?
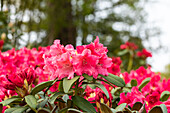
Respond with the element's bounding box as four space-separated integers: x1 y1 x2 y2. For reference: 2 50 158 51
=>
0 0 160 70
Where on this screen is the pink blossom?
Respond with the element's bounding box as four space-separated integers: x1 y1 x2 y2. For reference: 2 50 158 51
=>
120 42 138 50
137 49 152 59
72 49 99 77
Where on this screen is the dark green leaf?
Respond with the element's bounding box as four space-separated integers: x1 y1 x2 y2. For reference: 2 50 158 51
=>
72 96 96 113
148 106 163 113
99 73 125 87
0 97 21 106
115 103 127 111
131 102 143 111
94 83 109 98
31 80 54 95
11 107 28 113
160 91 170 102
25 95 37 110
83 74 93 81
160 104 168 113
100 103 112 113
130 79 137 87
37 108 50 113
63 76 80 93
138 78 151 91
49 92 65 104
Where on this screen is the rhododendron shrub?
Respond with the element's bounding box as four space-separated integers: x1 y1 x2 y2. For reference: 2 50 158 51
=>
0 37 169 113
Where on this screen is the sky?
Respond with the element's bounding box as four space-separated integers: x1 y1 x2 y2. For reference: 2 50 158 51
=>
144 0 170 72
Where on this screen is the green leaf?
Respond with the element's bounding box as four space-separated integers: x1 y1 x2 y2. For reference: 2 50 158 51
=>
115 103 127 111
37 108 50 113
130 79 137 87
94 83 109 98
72 96 96 113
160 91 170 102
62 94 70 102
44 78 58 96
63 76 80 93
83 74 93 81
67 108 83 113
11 107 28 113
148 106 163 113
5 108 18 113
99 73 125 87
160 104 168 113
25 95 37 110
49 92 65 104
37 97 48 108
31 80 54 95
58 107 68 113
138 78 151 91
117 49 128 56
0 97 21 106
131 102 143 111
100 103 112 113
0 104 2 113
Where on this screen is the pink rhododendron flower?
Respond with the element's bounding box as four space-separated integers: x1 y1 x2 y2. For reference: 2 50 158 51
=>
72 49 99 78
108 57 122 75
118 87 145 107
137 49 152 59
120 42 138 50
145 91 162 110
1 67 37 90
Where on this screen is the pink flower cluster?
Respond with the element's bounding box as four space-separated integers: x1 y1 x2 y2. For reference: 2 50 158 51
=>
120 42 138 50
108 57 122 75
43 37 112 80
119 66 170 112
137 49 152 59
0 47 50 100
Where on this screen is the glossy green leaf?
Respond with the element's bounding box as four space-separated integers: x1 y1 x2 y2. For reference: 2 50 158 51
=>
138 78 151 91
72 96 96 113
25 95 37 110
63 76 80 93
160 104 168 113
115 103 127 111
99 73 125 87
160 91 170 102
0 97 21 106
130 79 137 87
11 107 28 113
49 92 65 104
100 103 112 113
94 83 109 98
31 80 54 95
83 74 93 81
